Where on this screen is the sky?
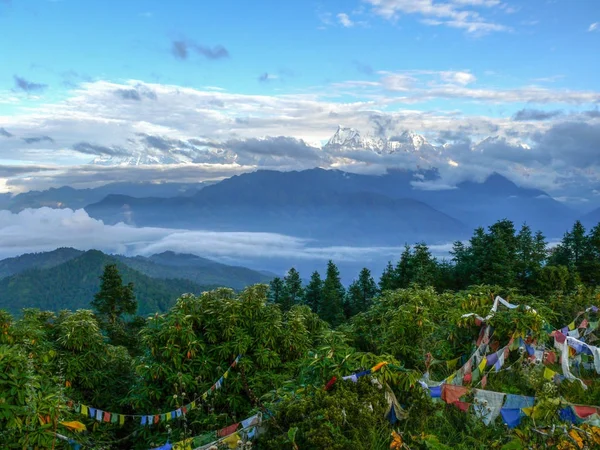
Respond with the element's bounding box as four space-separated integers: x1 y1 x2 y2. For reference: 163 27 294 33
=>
0 0 599 203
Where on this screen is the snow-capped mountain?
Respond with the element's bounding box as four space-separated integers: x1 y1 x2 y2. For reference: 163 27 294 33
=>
91 144 234 166
323 125 436 155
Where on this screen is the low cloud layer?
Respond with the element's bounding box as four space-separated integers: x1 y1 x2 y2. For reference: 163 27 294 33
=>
0 207 438 266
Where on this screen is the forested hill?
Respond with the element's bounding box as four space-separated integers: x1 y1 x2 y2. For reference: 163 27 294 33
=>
0 248 272 290
0 250 217 315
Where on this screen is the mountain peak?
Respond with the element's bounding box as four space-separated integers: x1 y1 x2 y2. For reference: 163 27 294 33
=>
324 126 432 155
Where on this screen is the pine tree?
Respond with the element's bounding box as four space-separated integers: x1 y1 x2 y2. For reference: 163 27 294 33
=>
320 260 345 326
410 243 437 287
269 277 284 305
346 267 378 317
91 264 137 326
281 268 304 311
304 271 323 313
395 245 412 288
379 261 396 292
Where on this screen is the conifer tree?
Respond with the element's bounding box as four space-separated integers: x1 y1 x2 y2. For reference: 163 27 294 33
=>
281 267 304 311
269 277 284 305
345 268 377 317
91 264 136 325
320 260 345 326
304 271 323 313
379 261 396 292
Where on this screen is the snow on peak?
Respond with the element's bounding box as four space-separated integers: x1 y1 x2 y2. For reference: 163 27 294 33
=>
324 126 433 155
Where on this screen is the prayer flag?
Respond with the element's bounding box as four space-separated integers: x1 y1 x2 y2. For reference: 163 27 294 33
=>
429 386 441 398
60 421 87 433
103 411 110 422
559 407 579 423
504 394 535 410
478 357 487 372
80 405 88 417
446 357 459 370
111 413 118 424
95 409 102 421
573 405 598 418
119 415 125 426
141 416 147 425
371 361 388 372
500 409 523 428
217 423 239 437
481 375 487 389
88 407 96 418
441 385 467 404
568 321 576 331
544 367 556 380
222 432 241 449
453 401 470 412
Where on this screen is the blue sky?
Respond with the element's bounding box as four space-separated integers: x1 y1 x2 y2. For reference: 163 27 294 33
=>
0 0 599 199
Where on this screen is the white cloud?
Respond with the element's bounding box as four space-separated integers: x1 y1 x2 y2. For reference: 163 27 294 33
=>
0 207 412 264
589 22 599 32
439 71 477 85
337 12 354 27
365 0 510 34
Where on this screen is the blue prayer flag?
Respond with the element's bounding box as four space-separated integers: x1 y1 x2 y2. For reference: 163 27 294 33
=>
429 386 442 398
500 408 523 428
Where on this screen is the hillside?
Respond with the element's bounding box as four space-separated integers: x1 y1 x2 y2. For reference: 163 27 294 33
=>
0 250 217 315
114 251 273 289
0 248 272 290
0 247 83 278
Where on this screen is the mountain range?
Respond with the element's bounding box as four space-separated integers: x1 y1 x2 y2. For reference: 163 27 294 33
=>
83 168 578 244
0 248 273 315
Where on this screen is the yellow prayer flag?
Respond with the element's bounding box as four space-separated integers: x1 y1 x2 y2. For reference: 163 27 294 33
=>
60 421 86 433
478 357 487 373
371 361 388 372
544 367 556 380
223 370 229 379
446 373 456 383
223 432 241 449
568 321 576 331
522 407 534 417
202 392 208 400
446 357 459 370
119 415 125 426
80 405 88 416
190 401 196 409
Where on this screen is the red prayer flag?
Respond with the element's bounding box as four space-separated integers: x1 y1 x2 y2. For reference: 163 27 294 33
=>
103 412 110 423
441 385 468 404
579 319 589 329
555 332 567 344
545 351 557 365
324 376 337 391
154 415 159 424
453 401 470 412
217 423 239 437
463 373 472 384
573 406 598 418
481 375 487 389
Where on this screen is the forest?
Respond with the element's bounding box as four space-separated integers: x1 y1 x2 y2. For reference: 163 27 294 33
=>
3 219 600 449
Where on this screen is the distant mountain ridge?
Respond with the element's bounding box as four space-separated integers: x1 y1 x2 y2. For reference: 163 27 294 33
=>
2 181 213 212
85 168 577 242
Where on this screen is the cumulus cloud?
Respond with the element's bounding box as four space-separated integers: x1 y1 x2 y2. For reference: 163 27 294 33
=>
337 12 354 27
13 76 47 93
512 108 563 121
171 39 229 60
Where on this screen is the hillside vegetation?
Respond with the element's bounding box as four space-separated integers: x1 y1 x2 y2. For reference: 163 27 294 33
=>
3 219 600 449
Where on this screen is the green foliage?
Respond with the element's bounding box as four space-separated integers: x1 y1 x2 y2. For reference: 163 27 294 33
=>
0 250 217 316
320 261 346 326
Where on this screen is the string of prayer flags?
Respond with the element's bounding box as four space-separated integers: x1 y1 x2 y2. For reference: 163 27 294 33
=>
71 355 241 426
